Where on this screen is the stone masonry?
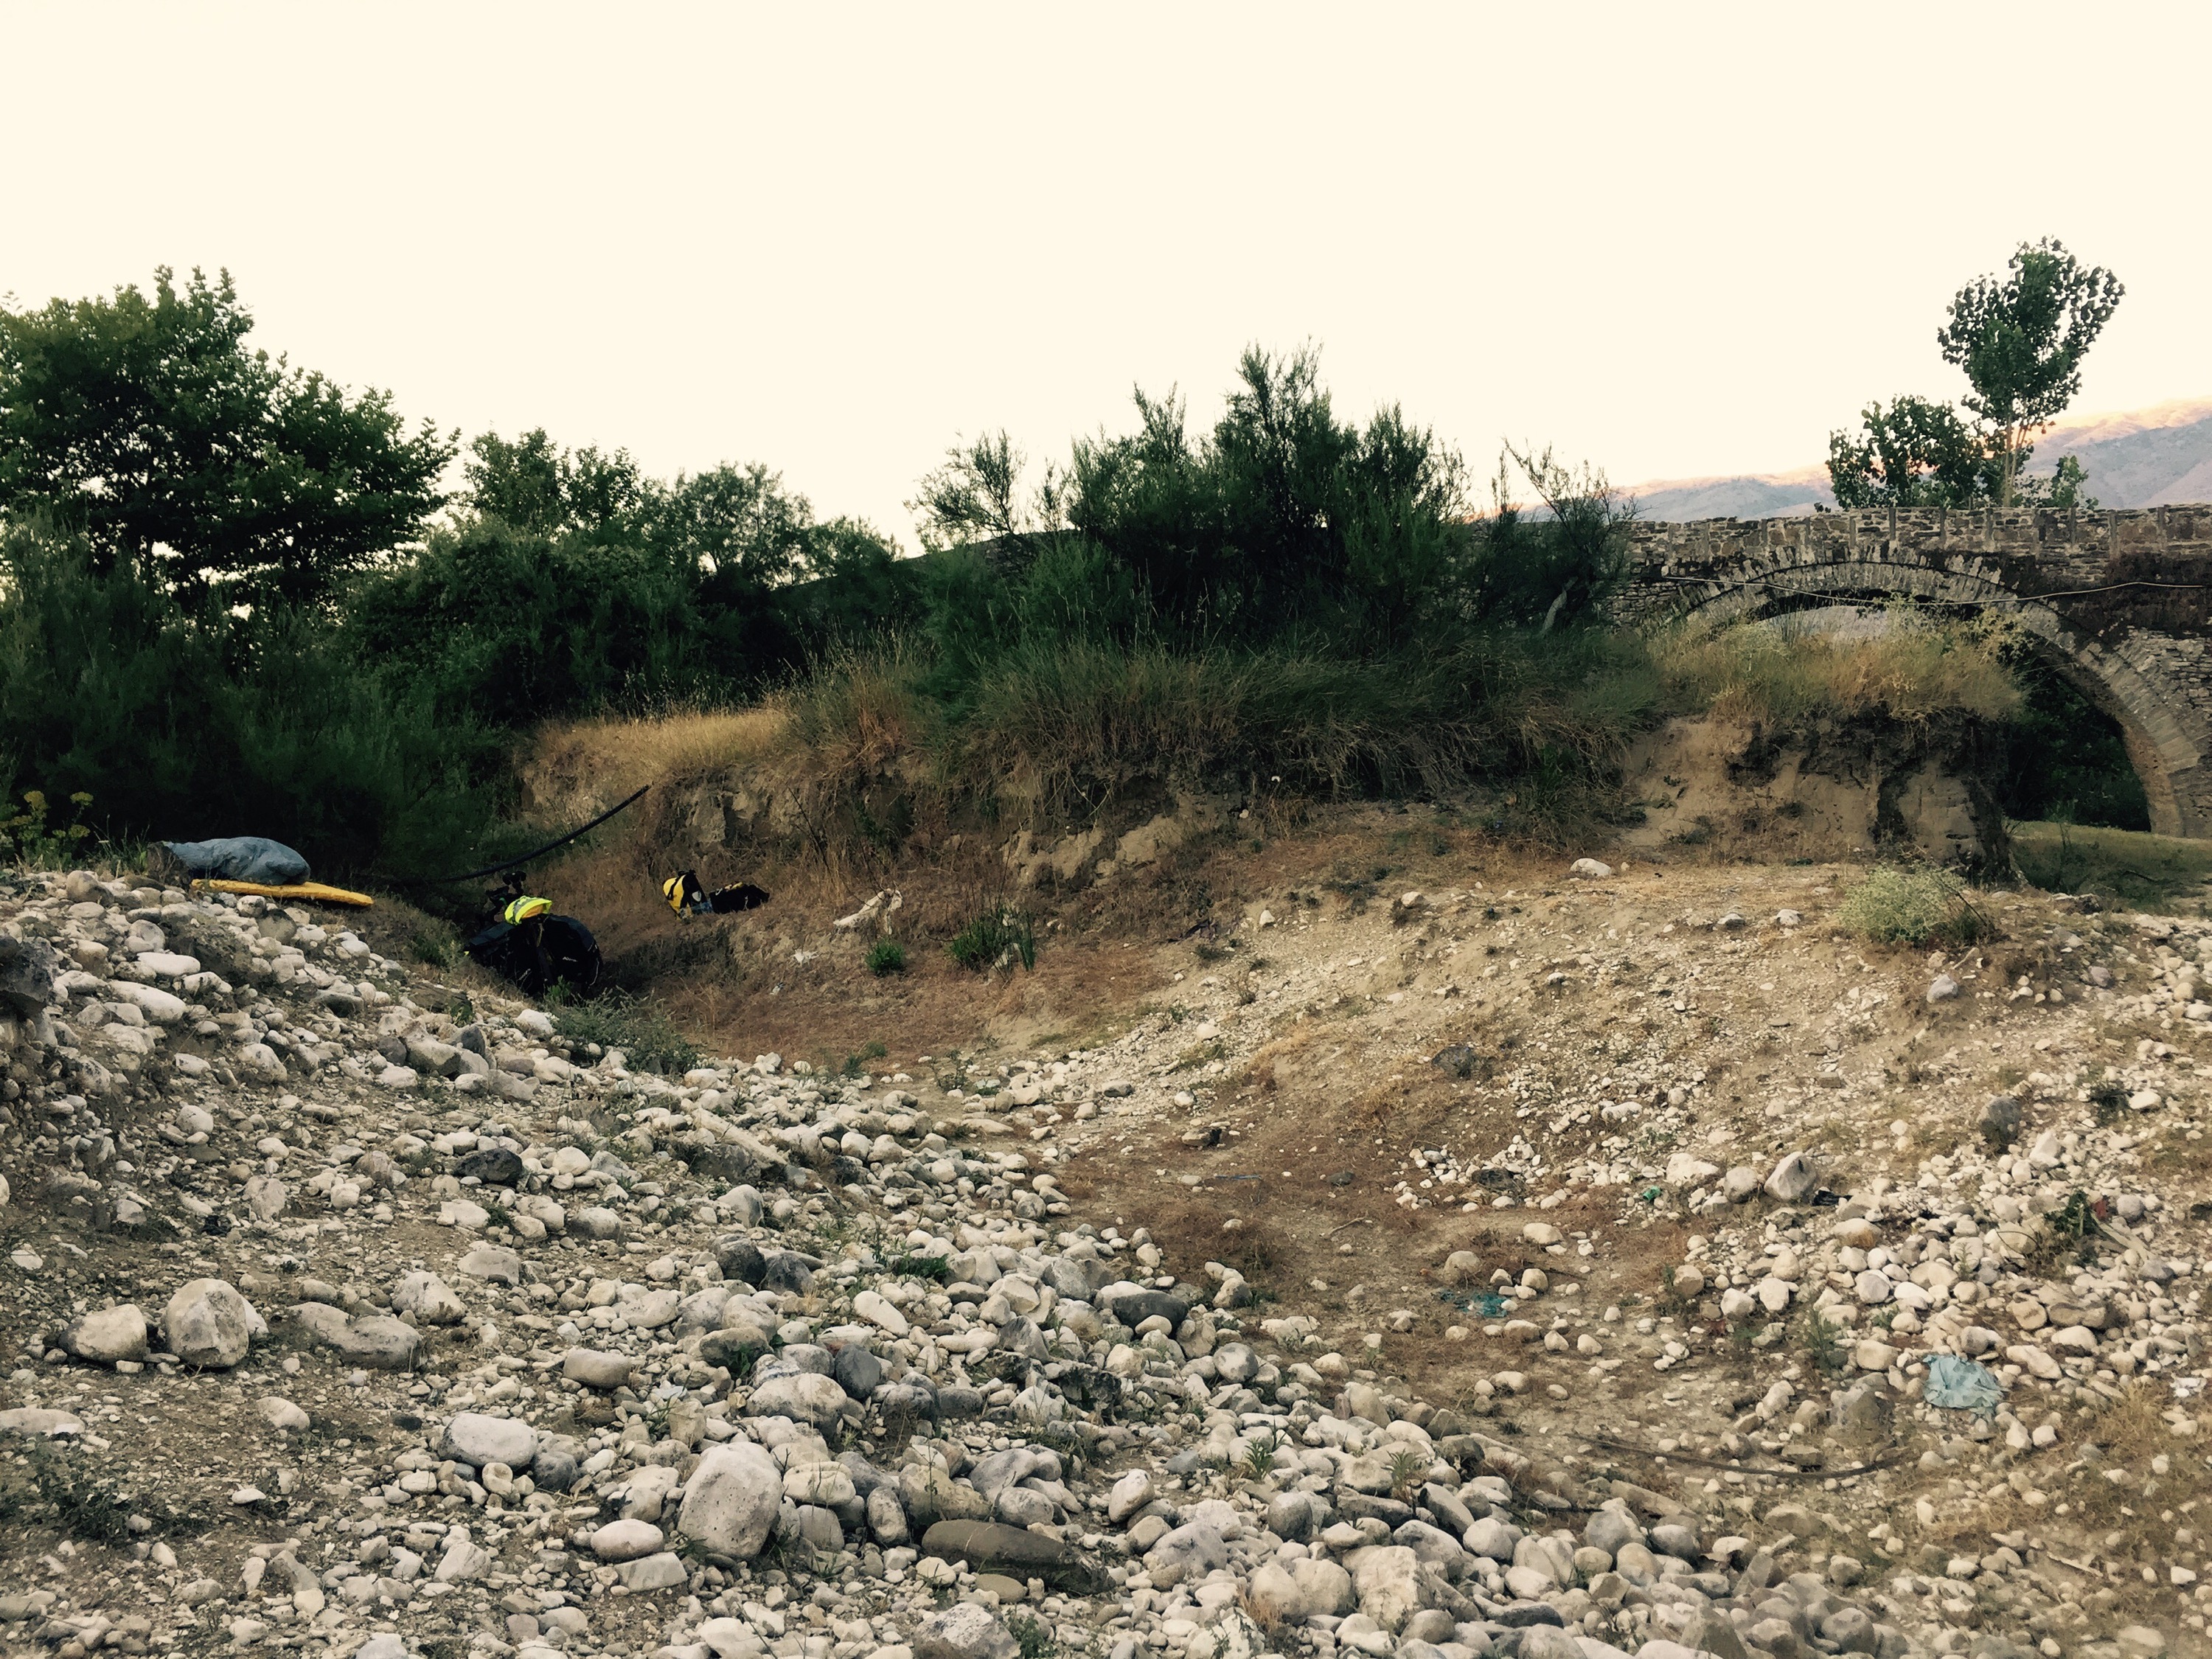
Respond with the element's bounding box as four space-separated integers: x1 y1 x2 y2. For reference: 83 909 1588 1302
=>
1621 503 2212 838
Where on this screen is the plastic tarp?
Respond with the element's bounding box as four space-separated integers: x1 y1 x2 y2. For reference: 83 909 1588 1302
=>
158 837 311 886
1924 1353 2004 1413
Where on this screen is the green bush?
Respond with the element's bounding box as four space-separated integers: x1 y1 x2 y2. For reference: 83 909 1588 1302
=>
1837 864 1982 945
947 906 1036 972
550 990 700 1074
866 939 908 975
0 521 512 877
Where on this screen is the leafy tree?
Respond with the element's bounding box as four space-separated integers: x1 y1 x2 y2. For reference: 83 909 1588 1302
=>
0 267 452 605
1826 394 2000 509
462 428 647 539
1936 237 2123 507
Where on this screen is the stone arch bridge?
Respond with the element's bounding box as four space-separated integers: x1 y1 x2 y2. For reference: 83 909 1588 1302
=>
1620 504 2212 838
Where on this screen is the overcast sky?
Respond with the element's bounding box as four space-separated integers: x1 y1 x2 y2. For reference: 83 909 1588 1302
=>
8 4 2209 543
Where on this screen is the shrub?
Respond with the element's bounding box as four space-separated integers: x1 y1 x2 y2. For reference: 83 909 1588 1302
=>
866 939 907 975
1837 864 1983 945
0 788 95 866
947 906 1037 972
551 990 699 1074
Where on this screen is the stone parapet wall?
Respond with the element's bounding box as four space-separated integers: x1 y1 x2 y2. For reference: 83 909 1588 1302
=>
1618 504 2212 838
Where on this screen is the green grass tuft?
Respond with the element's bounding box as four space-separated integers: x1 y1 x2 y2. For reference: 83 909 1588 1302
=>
1836 863 1985 946
947 905 1037 972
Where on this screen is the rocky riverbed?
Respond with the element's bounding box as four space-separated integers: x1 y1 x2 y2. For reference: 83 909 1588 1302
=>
0 860 2205 1659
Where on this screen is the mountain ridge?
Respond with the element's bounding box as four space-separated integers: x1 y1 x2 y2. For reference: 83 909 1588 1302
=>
1624 396 2212 521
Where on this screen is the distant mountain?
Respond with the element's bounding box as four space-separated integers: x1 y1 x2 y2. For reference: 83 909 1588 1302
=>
1624 397 2212 521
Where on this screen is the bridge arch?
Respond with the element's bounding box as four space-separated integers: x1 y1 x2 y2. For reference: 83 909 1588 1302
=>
1657 554 2207 839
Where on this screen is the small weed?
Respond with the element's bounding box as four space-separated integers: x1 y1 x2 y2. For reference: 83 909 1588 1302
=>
1 789 95 866
1194 941 1232 963
409 927 459 968
10 1444 138 1541
443 994 476 1023
2089 1075 2129 1125
885 1253 951 1281
1385 1448 1428 1501
1006 1610 1057 1659
1801 1312 1846 1377
947 905 1037 973
840 1040 890 1079
1241 1433 1279 1481
553 991 700 1073
866 939 908 976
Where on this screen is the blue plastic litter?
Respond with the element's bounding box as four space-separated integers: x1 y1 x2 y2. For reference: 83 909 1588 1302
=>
1924 1353 2003 1413
158 837 312 886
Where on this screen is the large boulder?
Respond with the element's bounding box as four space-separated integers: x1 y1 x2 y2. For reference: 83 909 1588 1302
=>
442 1412 536 1470
1144 1522 1228 1587
746 1371 849 1433
0 935 59 1015
918 1520 1103 1591
62 1305 148 1365
1347 1544 1424 1633
676 1441 782 1559
914 1604 1017 1659
160 1279 260 1368
1098 1281 1189 1329
392 1271 465 1325
291 1304 420 1371
897 1462 991 1525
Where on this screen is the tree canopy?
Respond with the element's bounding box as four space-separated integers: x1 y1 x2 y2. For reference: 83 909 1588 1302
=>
0 267 453 605
1828 239 2120 513
1938 237 2123 507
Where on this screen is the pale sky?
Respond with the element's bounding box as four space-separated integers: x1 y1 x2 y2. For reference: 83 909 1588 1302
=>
8 4 2211 542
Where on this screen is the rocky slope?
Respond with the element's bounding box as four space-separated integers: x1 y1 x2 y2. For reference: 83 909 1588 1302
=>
0 858 2205 1659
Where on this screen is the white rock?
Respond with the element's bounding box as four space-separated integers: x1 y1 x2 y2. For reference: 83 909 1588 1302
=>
259 1397 310 1433
676 1440 782 1558
1569 858 1613 880
161 1279 260 1368
1108 1469 1155 1523
442 1411 536 1469
1764 1150 1818 1202
393 1270 465 1325
590 1517 665 1561
236 1043 288 1085
852 1289 910 1336
63 1304 149 1364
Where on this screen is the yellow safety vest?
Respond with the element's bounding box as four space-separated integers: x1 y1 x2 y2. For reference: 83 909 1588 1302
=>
503 896 552 925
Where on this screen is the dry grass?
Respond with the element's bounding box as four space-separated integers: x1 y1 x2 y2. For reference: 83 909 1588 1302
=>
1654 615 2020 726
523 708 785 821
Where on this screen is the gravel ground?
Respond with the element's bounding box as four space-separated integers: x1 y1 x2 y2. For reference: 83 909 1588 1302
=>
0 855 2205 1659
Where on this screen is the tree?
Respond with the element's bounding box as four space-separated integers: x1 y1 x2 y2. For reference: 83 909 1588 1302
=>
1936 237 2123 507
462 429 646 539
0 267 452 605
908 430 1061 552
1826 394 2000 509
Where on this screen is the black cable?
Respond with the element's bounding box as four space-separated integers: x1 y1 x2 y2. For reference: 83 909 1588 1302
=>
394 785 651 886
